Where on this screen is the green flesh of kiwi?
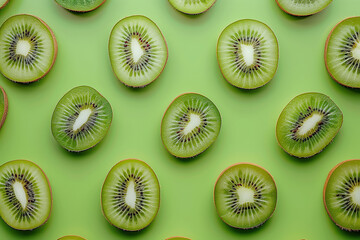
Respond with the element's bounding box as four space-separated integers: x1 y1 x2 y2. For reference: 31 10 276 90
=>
0 86 8 129
0 14 57 83
0 160 52 230
58 236 86 240
161 93 221 158
51 86 113 152
109 15 168 88
217 19 279 89
324 160 360 231
0 0 9 9
214 163 277 229
325 17 360 88
276 92 343 158
101 159 160 231
276 0 332 16
55 0 105 12
168 0 216 15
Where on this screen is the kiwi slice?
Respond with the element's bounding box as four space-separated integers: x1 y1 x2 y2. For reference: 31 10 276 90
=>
325 17 360 88
161 93 221 158
0 14 57 83
324 159 360 231
166 237 191 240
168 0 216 15
109 15 168 88
0 0 9 9
0 160 52 230
51 86 112 152
276 92 343 158
58 236 86 240
214 163 277 229
0 86 8 129
217 19 279 89
55 0 105 12
101 159 160 231
276 0 332 16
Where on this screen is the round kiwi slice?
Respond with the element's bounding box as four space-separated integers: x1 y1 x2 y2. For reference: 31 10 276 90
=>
325 17 360 88
276 92 343 158
217 19 279 89
51 86 112 152
324 159 360 231
55 0 105 12
0 14 57 83
101 159 160 231
166 237 191 240
214 163 277 229
109 15 168 88
168 0 216 15
58 236 86 240
0 86 8 129
0 160 52 230
161 93 221 158
0 0 9 9
276 0 332 16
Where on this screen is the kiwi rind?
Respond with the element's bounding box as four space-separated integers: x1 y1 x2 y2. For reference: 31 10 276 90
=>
0 86 8 129
168 0 216 15
0 0 9 9
276 0 332 16
58 235 87 240
165 237 191 240
323 159 360 231
0 14 58 83
0 159 52 230
214 162 277 229
55 0 106 12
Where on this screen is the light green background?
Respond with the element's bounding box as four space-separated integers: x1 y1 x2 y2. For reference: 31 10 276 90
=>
0 0 359 239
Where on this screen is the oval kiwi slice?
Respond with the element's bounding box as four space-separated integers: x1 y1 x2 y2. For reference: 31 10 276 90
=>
161 93 221 158
55 0 105 12
276 0 332 16
58 236 86 240
0 86 8 129
217 19 279 89
276 92 343 158
109 15 168 88
325 17 360 88
0 0 9 9
168 0 216 15
214 163 277 229
0 14 57 83
0 160 52 230
324 159 360 231
101 159 160 231
51 86 113 152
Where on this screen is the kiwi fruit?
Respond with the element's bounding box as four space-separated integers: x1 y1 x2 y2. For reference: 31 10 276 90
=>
0 86 8 129
168 0 216 15
109 15 168 88
276 92 343 158
166 237 191 240
58 236 86 240
51 86 113 152
214 163 277 229
55 0 105 12
276 0 332 16
324 159 360 231
325 17 360 88
0 14 57 83
161 93 221 158
0 160 52 230
0 0 9 9
217 19 278 89
101 159 160 231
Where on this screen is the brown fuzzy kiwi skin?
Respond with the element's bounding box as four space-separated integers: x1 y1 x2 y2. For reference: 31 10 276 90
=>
169 0 216 15
323 159 360 232
0 0 9 9
108 15 168 88
55 0 106 12
213 162 277 229
0 86 8 129
100 158 161 231
275 0 332 16
216 19 279 90
58 235 86 240
275 92 343 158
165 237 191 240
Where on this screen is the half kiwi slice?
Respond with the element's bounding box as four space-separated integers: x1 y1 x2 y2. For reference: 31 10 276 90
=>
325 17 360 88
0 0 9 9
276 92 343 158
0 14 57 83
0 86 8 129
0 160 52 230
217 19 279 89
168 0 216 15
214 163 277 229
161 93 221 158
276 0 332 16
55 0 105 12
101 159 160 231
58 236 86 240
51 86 113 152
109 15 168 88
324 159 360 231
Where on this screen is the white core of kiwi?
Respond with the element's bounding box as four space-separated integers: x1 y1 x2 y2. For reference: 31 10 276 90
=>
240 44 255 66
352 186 360 205
125 180 137 209
72 108 93 131
131 38 145 63
12 181 28 210
183 113 201 135
16 40 32 57
297 113 323 137
237 186 255 205
352 42 360 60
